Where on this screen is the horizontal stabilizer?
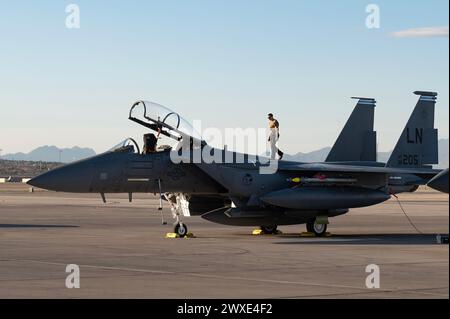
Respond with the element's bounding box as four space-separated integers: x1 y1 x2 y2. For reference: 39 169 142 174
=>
427 168 449 193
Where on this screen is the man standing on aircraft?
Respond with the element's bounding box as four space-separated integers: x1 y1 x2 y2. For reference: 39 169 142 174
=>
268 113 284 160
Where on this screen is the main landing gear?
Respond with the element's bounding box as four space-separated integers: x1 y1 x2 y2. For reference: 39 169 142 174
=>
259 225 278 235
306 219 328 237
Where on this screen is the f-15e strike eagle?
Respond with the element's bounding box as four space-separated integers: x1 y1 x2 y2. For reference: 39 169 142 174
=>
28 91 447 237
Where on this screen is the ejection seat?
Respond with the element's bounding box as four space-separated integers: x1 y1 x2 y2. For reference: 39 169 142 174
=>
142 133 158 154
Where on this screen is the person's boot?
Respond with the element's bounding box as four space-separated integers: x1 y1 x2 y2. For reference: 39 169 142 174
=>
278 150 284 160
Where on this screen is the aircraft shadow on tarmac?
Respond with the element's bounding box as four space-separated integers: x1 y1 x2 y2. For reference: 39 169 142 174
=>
272 233 447 245
0 224 79 229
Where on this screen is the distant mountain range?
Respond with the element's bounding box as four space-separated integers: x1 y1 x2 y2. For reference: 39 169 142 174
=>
284 138 449 168
282 147 332 163
0 139 448 167
0 146 96 163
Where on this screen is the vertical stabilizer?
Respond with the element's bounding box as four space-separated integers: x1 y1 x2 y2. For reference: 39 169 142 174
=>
387 91 438 168
326 97 377 162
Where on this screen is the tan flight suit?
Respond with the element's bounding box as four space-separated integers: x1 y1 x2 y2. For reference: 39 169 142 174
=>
268 119 283 160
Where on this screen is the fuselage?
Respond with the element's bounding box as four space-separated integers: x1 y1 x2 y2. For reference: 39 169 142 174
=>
28 145 441 228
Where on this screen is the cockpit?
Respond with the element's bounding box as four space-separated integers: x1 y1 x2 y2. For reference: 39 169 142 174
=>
108 138 141 154
107 101 205 155
127 101 205 154
130 101 202 140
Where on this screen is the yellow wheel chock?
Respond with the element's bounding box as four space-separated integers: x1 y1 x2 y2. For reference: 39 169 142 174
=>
165 232 196 238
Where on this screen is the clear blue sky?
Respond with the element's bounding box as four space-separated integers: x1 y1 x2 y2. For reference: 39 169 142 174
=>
0 0 448 155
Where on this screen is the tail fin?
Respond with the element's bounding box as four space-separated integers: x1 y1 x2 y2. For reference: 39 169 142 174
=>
326 97 377 162
387 91 438 168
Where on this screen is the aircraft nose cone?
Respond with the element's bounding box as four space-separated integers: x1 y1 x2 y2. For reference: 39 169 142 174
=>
27 173 50 189
28 161 94 192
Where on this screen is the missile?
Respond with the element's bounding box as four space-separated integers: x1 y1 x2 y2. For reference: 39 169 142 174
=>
287 177 357 184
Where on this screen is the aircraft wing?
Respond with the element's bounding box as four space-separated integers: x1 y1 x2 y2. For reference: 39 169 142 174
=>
175 149 438 176
278 162 439 175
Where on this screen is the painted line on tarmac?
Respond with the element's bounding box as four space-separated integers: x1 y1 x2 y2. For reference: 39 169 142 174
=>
0 258 385 292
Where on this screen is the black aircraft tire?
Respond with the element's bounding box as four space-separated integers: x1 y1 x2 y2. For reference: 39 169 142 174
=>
174 223 188 238
307 221 327 237
260 225 278 234
306 221 314 233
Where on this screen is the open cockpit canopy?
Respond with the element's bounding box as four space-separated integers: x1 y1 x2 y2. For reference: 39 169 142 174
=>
129 101 204 145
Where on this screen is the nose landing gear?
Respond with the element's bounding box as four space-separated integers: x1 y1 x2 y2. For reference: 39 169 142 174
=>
165 193 192 238
174 222 188 237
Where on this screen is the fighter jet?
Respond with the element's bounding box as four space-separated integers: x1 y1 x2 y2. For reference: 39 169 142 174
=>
28 92 442 237
326 92 441 194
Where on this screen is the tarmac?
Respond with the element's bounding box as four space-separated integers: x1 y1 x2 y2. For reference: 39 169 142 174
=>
0 184 448 298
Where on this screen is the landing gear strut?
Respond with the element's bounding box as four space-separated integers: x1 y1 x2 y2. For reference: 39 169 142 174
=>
260 225 278 235
306 220 327 237
166 193 190 238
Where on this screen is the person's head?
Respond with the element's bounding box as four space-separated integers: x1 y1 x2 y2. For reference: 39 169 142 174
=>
268 113 274 120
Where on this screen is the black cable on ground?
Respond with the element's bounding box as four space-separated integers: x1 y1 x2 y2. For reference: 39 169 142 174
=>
392 193 424 235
